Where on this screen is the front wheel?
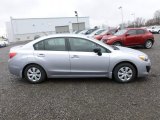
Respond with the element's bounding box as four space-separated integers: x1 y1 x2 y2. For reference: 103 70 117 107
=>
144 40 153 49
113 63 136 83
24 64 46 83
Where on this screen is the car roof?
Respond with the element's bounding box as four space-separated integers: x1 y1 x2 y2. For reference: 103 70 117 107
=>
37 34 89 40
126 28 147 30
25 34 94 46
23 33 114 51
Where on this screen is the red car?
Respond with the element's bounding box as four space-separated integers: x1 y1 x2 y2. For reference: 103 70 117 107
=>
101 28 154 49
94 29 118 40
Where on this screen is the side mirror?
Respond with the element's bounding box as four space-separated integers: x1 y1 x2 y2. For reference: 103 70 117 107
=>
93 48 102 56
125 33 130 36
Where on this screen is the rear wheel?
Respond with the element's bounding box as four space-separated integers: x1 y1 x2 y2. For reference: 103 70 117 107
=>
158 30 160 34
113 42 122 46
113 63 136 83
24 64 46 83
144 40 153 49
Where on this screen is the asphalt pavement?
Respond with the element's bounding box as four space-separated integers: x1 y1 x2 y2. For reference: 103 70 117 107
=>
1 35 160 120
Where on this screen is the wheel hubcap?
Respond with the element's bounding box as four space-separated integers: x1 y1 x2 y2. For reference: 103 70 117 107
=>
146 41 152 48
118 67 133 82
27 67 41 81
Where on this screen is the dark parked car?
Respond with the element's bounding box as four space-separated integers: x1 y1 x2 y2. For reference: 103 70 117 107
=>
101 28 154 49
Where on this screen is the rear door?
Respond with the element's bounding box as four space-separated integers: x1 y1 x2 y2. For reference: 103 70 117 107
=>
68 37 110 76
136 29 146 45
33 37 70 77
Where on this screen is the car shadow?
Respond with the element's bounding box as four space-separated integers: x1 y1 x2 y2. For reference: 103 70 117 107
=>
16 76 148 85
44 77 148 84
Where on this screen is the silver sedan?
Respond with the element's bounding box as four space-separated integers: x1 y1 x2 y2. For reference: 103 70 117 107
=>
8 34 151 83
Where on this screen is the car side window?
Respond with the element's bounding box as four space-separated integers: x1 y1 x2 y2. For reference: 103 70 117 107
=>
34 37 66 51
34 41 44 50
127 30 137 35
137 30 145 34
69 38 107 53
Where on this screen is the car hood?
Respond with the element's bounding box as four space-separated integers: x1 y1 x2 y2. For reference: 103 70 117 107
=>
116 46 148 56
102 35 119 39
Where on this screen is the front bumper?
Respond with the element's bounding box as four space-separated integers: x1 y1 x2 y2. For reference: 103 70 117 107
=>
137 60 151 77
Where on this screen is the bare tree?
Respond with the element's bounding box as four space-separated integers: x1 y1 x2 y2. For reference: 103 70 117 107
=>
126 20 135 28
145 19 155 26
134 17 145 27
154 10 160 25
121 9 160 28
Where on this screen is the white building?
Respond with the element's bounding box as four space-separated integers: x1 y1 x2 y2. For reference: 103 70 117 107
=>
6 17 90 42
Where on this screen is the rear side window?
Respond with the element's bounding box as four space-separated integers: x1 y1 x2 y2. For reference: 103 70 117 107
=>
34 38 66 51
137 30 145 34
34 41 44 50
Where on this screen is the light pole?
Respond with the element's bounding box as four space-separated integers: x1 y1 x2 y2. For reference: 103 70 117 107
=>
74 11 79 31
118 6 124 29
131 13 136 28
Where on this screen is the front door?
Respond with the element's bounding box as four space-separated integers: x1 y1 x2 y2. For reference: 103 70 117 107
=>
125 29 138 46
68 37 110 76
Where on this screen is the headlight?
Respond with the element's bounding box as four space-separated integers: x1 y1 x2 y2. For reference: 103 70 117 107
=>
139 55 148 61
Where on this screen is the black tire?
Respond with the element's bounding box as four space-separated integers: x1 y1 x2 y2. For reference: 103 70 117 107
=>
158 30 160 34
24 64 46 83
113 42 122 46
144 40 153 49
113 63 136 83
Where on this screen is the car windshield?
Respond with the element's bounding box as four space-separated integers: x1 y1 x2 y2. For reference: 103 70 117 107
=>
75 30 83 34
85 29 97 35
114 29 127 36
92 37 115 50
100 30 108 35
95 30 105 35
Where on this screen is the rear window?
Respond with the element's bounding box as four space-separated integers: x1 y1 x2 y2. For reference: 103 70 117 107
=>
137 29 145 34
34 37 66 51
34 41 44 50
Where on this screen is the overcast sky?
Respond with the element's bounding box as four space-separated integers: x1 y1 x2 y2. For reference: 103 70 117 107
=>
0 0 160 35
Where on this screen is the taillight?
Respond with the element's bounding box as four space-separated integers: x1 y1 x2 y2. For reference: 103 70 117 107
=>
9 52 17 59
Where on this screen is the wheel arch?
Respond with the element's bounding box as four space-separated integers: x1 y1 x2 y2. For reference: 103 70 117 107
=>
112 61 138 78
114 40 123 44
22 63 47 78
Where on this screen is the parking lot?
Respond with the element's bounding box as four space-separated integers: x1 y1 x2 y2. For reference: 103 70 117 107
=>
1 35 160 120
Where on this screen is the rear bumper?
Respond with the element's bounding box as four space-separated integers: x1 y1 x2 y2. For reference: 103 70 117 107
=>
8 60 22 77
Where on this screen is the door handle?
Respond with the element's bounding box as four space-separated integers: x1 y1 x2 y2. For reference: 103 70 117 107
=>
71 55 79 59
37 54 45 57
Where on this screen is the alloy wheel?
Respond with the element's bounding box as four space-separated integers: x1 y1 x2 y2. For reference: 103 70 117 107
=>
27 67 41 82
118 67 133 82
